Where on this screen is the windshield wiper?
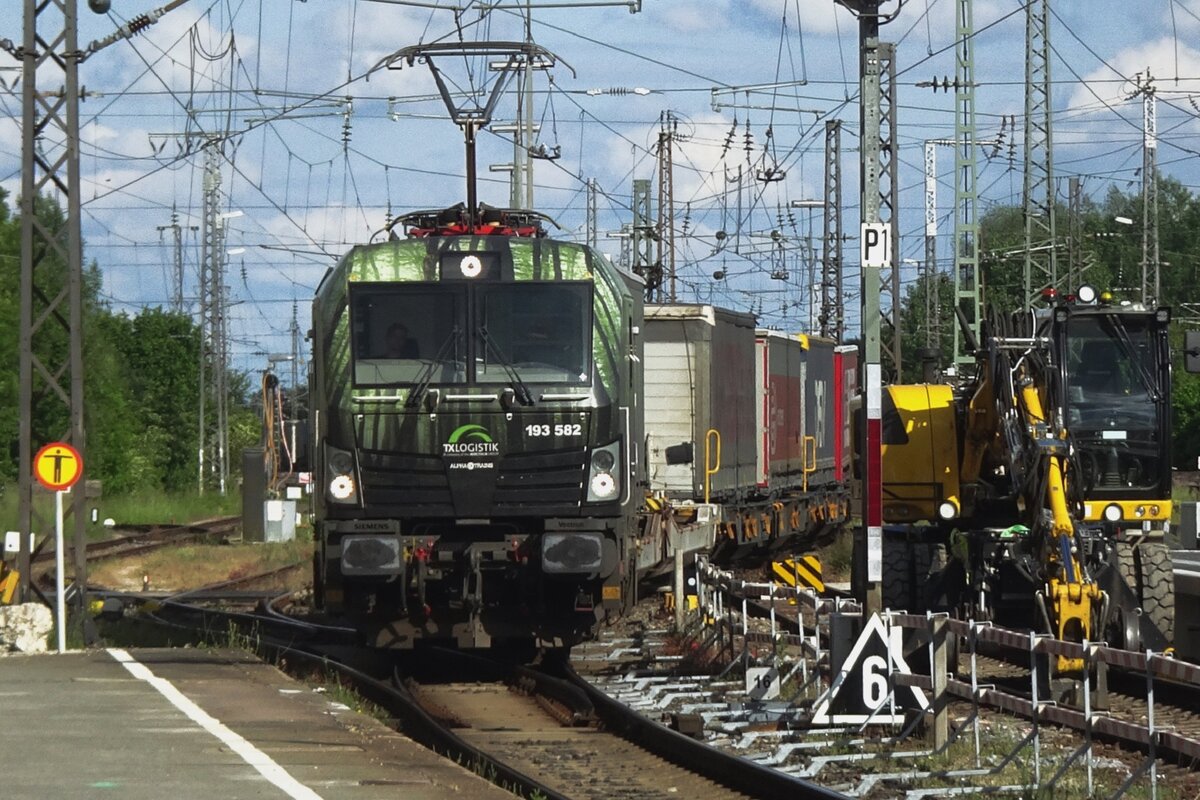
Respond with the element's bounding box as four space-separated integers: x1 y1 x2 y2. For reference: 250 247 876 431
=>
406 325 460 409
1108 316 1161 403
478 326 534 406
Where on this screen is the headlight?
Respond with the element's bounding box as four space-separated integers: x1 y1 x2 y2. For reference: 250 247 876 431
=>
589 472 616 499
1103 504 1122 522
329 450 355 476
938 500 958 520
330 475 356 501
1077 284 1097 304
591 449 616 471
587 440 621 503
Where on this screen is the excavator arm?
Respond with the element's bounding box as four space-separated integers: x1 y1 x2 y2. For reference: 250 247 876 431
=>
1016 375 1100 673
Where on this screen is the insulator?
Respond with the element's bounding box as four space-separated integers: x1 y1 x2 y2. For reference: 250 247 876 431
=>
128 14 153 35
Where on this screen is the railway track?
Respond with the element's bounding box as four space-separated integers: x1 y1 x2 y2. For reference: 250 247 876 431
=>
684 567 1200 792
406 670 756 800
960 649 1200 767
33 516 240 575
116 591 848 800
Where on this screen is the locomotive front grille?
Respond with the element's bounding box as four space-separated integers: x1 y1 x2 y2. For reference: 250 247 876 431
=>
494 449 587 510
356 447 586 513
358 449 452 510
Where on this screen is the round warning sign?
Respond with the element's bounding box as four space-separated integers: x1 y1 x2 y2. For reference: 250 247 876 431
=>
34 442 83 492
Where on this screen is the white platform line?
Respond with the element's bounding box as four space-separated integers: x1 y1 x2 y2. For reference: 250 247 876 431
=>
107 648 323 800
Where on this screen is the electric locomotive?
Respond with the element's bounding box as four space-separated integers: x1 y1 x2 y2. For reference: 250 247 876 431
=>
310 205 644 649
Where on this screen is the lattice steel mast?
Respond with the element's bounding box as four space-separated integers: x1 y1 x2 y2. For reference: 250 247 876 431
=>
821 120 844 341
1133 72 1159 305
158 207 197 313
630 178 657 299
16 0 86 604
954 0 980 366
198 144 230 495
1023 0 1057 306
878 42 902 379
924 140 938 353
656 114 677 303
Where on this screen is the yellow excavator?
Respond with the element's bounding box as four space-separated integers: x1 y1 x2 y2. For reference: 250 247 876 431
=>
873 291 1175 669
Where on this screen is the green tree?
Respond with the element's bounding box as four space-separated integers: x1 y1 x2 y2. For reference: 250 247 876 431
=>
110 308 203 491
0 189 256 495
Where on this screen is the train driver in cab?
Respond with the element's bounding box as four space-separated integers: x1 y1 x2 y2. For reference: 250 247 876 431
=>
384 322 419 359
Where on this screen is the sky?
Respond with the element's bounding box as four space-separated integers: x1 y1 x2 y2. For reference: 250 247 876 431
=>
3 0 1200 376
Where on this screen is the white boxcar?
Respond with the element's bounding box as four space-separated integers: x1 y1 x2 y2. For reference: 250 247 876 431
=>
643 304 758 501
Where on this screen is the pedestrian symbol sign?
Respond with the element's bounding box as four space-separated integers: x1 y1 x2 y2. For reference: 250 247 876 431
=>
34 442 83 492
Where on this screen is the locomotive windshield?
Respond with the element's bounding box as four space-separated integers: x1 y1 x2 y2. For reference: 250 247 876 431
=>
1065 313 1164 492
350 285 466 386
348 281 592 387
477 283 591 384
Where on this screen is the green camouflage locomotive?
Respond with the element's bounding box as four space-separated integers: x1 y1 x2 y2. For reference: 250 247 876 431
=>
310 207 644 649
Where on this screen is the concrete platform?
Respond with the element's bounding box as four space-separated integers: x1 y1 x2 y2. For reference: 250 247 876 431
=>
0 647 514 800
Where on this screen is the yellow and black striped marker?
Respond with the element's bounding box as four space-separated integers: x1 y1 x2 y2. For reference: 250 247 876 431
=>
0 564 18 605
771 555 824 594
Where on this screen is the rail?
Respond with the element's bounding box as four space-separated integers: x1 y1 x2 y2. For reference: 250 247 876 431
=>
690 554 1200 794
564 661 847 800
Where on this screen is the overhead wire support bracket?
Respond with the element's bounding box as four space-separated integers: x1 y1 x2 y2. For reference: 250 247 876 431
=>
711 80 821 116
472 0 640 10
0 38 25 60
367 0 640 10
80 0 194 62
833 0 907 22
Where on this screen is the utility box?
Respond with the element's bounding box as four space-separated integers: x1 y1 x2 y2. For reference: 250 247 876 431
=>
242 447 267 542
1174 549 1200 661
1179 502 1200 549
264 500 297 543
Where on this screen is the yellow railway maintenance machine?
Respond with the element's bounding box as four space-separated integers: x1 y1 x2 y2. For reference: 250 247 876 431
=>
875 290 1177 670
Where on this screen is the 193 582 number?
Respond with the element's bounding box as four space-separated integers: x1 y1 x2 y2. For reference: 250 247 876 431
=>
525 423 582 437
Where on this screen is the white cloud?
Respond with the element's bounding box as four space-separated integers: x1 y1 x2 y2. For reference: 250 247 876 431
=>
1066 37 1200 113
661 2 728 33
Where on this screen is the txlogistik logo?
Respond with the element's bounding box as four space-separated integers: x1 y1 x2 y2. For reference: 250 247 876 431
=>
443 423 501 457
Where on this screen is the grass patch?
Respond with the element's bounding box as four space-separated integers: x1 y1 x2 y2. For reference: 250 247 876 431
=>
854 720 1181 799
817 525 854 582
0 489 243 542
88 539 312 592
95 491 243 527
723 715 1180 798
316 674 394 726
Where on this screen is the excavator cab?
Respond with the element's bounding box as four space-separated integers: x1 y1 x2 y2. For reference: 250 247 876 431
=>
1055 304 1173 530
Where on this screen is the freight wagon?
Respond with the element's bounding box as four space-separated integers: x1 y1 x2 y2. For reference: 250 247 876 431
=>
642 305 853 557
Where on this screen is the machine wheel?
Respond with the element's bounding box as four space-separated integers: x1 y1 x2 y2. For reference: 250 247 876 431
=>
1117 541 1175 645
881 535 948 612
881 536 912 611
